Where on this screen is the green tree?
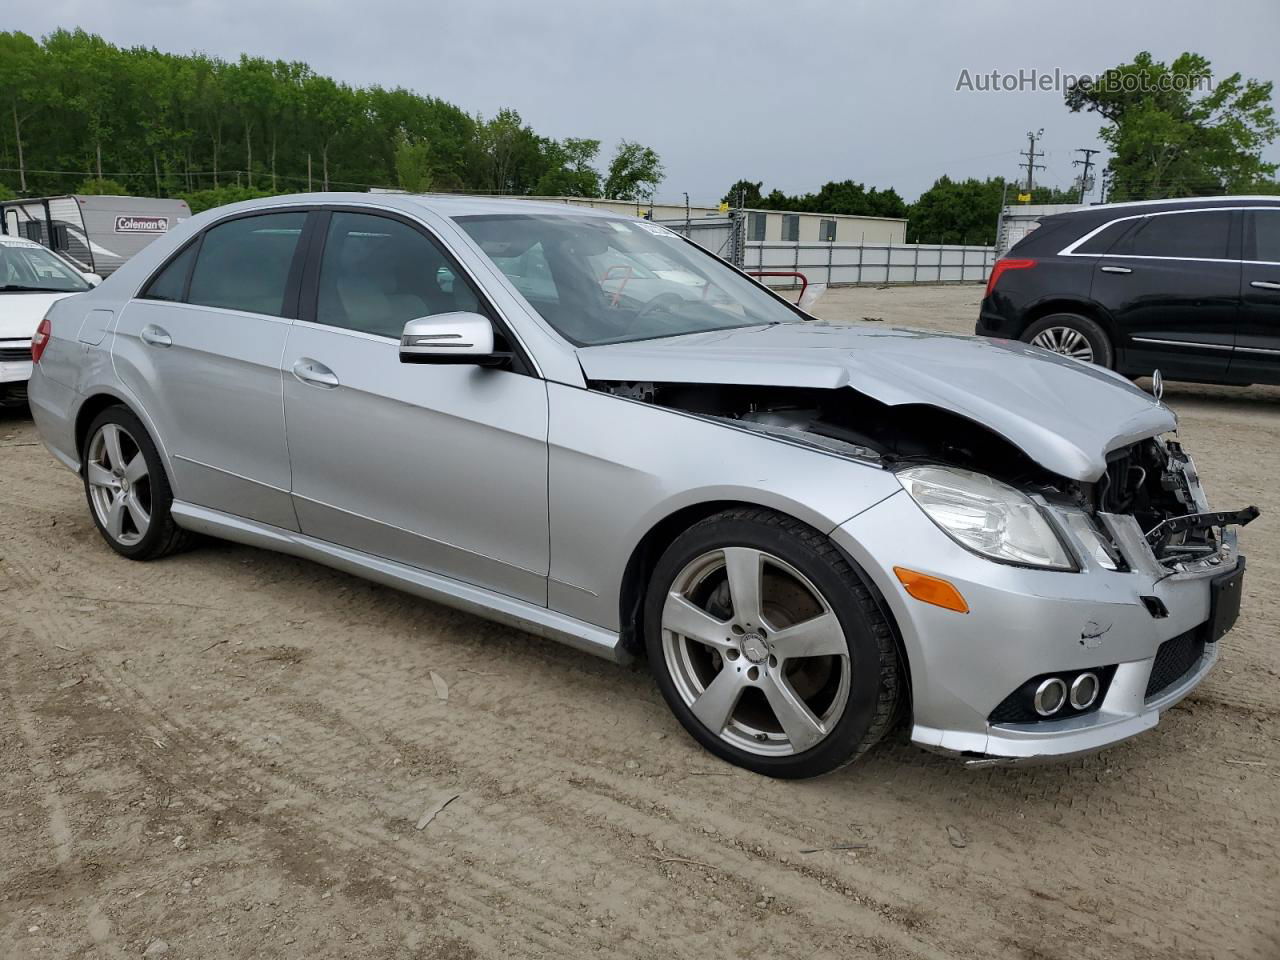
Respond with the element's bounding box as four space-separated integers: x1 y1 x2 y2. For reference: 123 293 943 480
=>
603 140 663 201
533 137 601 197
76 177 129 195
1066 52 1279 200
394 134 433 192
721 179 763 207
0 31 47 193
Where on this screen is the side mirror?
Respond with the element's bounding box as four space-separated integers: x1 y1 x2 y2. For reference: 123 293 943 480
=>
85 273 103 287
400 312 499 365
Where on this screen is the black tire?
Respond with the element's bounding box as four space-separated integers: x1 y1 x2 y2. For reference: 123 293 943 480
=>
643 507 901 779
1020 312 1114 368
82 405 191 561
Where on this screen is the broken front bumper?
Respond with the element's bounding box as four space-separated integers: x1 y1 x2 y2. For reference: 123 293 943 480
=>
831 490 1244 764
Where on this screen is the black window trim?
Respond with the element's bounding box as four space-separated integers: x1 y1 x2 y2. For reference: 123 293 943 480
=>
136 206 314 318
298 205 536 378
1244 209 1280 265
1059 205 1272 262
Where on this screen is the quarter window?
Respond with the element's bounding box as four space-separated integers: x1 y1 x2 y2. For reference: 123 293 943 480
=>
1074 219 1138 255
1250 210 1280 263
187 212 306 316
142 242 198 302
315 212 484 339
1116 211 1233 260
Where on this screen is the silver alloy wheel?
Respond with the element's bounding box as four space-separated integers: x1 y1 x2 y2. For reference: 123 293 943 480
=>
661 547 851 757
1029 325 1095 362
86 422 152 547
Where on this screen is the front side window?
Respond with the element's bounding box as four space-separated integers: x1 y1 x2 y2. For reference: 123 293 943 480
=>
315 212 483 339
456 213 798 346
187 212 306 317
0 242 90 293
1117 211 1233 260
1250 210 1280 262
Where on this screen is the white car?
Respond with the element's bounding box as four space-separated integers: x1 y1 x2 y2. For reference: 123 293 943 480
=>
1 236 99 403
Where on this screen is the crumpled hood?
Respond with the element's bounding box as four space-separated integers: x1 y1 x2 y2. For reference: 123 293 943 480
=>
0 292 79 340
576 323 1176 482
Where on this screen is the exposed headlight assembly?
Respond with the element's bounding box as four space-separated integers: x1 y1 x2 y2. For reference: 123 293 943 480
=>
897 466 1075 570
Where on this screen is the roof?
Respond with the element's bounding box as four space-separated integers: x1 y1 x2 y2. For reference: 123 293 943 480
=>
0 235 44 248
1053 195 1280 219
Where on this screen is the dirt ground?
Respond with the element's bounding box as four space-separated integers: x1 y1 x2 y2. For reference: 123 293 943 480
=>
2 283 1278 960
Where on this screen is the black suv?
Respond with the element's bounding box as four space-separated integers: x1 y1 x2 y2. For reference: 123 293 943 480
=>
977 196 1280 385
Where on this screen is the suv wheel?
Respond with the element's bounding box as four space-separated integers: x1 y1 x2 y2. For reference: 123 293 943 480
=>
644 507 900 778
82 406 190 560
1021 312 1114 367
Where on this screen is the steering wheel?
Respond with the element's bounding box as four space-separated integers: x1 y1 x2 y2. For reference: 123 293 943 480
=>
634 292 686 324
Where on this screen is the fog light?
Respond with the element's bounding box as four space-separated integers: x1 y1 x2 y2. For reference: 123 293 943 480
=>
1033 677 1067 716
1069 672 1100 710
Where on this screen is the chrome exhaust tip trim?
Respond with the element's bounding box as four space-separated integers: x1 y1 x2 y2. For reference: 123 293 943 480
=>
1033 677 1068 717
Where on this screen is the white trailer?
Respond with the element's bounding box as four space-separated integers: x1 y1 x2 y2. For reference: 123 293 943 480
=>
0 195 191 277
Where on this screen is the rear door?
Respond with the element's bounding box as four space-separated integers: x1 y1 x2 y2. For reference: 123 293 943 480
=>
281 209 549 604
113 210 307 530
1092 209 1240 381
1233 208 1280 384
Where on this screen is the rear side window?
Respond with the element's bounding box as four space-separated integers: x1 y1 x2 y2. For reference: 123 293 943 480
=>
187 212 306 316
314 212 484 339
1250 210 1280 262
1117 211 1233 260
142 242 198 302
1074 219 1138 255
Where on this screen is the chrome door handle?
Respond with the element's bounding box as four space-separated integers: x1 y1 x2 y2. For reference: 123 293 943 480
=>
1100 265 1132 274
1250 280 1280 290
140 324 172 347
291 358 340 388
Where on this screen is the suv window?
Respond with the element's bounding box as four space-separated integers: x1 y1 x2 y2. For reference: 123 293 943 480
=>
142 242 198 302
187 212 306 316
1074 219 1138 255
1250 210 1280 262
315 212 483 339
1117 211 1233 260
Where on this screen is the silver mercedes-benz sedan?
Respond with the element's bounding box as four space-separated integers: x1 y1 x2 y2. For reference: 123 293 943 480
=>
27 194 1257 777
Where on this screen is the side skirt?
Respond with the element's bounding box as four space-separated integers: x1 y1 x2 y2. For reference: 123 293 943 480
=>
169 501 630 664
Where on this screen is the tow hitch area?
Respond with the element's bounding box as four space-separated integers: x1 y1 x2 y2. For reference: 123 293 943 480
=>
1145 506 1261 547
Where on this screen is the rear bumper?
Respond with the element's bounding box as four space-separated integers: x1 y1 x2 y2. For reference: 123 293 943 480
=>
832 490 1238 764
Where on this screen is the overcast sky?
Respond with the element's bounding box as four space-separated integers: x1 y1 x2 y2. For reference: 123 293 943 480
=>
12 0 1280 203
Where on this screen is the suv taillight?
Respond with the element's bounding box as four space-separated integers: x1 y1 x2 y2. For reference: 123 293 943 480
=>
985 258 1037 297
31 316 52 364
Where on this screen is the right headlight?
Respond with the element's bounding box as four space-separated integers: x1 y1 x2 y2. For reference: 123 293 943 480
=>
897 465 1075 570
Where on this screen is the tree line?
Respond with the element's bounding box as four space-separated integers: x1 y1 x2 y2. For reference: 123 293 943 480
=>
0 28 665 211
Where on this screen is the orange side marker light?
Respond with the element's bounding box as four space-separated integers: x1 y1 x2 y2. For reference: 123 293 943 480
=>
893 567 969 614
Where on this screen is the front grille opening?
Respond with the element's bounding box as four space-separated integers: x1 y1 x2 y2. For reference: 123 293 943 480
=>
1145 629 1207 700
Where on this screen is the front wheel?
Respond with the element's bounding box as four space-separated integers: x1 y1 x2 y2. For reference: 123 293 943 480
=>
644 507 900 778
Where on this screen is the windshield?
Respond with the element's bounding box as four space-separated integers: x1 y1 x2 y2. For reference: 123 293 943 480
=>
454 214 798 345
0 243 89 293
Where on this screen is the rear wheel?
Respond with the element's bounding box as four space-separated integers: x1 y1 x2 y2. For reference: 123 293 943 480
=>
82 406 190 560
1021 312 1114 367
644 507 900 778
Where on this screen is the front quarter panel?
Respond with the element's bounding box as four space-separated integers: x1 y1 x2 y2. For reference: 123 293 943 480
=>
546 383 902 630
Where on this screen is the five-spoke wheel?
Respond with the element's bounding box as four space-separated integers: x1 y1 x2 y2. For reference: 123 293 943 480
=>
645 508 900 778
86 421 152 546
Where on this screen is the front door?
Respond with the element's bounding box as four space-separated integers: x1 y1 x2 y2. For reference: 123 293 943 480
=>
113 210 307 530
1232 208 1280 384
1094 208 1240 381
282 210 549 604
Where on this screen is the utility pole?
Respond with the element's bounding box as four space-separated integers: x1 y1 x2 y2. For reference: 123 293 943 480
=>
1020 129 1046 193
1073 147 1101 203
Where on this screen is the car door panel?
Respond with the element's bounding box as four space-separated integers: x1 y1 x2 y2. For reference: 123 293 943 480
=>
1232 210 1280 384
282 209 550 604
113 300 298 530
1094 210 1239 381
